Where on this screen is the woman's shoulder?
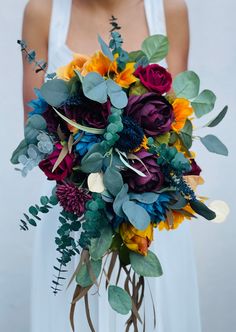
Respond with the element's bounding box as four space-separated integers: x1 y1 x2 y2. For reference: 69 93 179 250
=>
164 0 188 18
23 0 52 35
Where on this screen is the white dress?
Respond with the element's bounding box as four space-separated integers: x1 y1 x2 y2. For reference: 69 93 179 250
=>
31 1 202 331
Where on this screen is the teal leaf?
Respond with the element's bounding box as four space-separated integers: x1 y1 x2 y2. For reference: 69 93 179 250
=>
179 119 193 149
98 35 114 61
76 259 102 287
171 152 191 172
82 72 108 103
11 139 28 165
129 192 159 204
89 226 113 260
40 79 69 107
192 89 216 118
173 71 200 99
122 201 150 230
130 250 163 277
190 200 216 220
27 114 47 130
80 152 104 173
103 166 124 196
106 79 128 108
141 34 169 63
205 106 228 127
113 184 129 218
200 135 228 156
108 285 132 315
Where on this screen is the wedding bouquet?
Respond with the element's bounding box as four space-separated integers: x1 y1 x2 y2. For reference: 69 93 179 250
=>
11 18 229 331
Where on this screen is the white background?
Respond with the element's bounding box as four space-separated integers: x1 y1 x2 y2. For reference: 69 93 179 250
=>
0 0 235 331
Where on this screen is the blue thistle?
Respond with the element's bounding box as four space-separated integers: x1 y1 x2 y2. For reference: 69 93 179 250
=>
74 132 101 157
28 88 48 117
138 194 171 223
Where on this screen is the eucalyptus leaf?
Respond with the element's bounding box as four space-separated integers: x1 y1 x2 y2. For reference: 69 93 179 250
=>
173 71 200 99
179 119 193 149
41 79 69 107
122 201 150 230
103 166 124 196
141 34 169 63
108 285 132 315
205 106 228 127
82 72 108 103
89 226 113 260
27 114 47 130
80 152 104 173
192 90 216 118
190 200 216 220
11 139 28 165
98 35 114 61
128 50 146 62
106 79 128 109
113 184 129 218
76 259 102 287
130 250 163 277
129 192 159 204
200 135 228 156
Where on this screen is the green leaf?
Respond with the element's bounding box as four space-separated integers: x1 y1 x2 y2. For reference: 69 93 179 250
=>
11 139 28 164
129 192 159 204
98 35 114 61
154 132 170 145
173 71 200 99
80 152 104 173
108 285 132 315
113 184 129 218
82 72 108 103
190 200 216 220
76 259 102 287
29 206 38 216
106 79 128 109
130 250 163 277
200 135 228 156
103 166 124 196
128 50 146 62
192 90 216 118
40 79 69 107
179 119 193 149
205 106 228 127
141 34 169 63
89 226 113 260
122 201 150 230
26 114 47 130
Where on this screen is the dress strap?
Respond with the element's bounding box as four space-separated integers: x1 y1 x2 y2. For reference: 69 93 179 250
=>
48 0 72 49
144 0 167 36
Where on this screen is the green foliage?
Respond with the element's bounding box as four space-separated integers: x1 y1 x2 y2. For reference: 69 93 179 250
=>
128 50 146 63
129 80 149 96
98 34 114 61
76 259 102 287
41 79 70 107
190 200 216 220
129 192 159 204
141 34 169 63
80 152 104 173
108 285 132 315
113 184 129 218
192 90 216 118
130 250 163 277
106 79 128 109
173 71 200 99
179 119 193 150
154 132 170 145
122 201 150 230
89 225 113 260
11 139 28 165
200 135 228 156
82 72 108 103
103 166 124 196
205 106 228 127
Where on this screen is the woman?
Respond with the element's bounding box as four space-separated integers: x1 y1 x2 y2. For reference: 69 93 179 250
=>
22 0 202 331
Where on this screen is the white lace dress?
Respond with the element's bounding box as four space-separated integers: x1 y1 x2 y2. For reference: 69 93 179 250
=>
31 0 202 331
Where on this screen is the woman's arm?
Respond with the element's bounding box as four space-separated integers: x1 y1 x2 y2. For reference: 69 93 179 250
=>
164 0 190 78
22 0 51 123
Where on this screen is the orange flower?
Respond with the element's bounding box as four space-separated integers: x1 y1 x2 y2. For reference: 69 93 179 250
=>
114 62 137 88
120 223 153 256
57 54 89 80
81 51 115 77
171 98 193 132
158 204 195 231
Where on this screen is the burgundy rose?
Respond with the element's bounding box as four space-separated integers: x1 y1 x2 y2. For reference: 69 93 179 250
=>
134 64 172 94
39 143 74 181
125 92 174 136
185 159 202 176
56 183 91 216
124 150 164 193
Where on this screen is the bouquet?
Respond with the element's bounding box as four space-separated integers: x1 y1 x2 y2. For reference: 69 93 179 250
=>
11 17 229 331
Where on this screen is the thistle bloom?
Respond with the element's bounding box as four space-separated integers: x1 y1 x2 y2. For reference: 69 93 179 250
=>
120 222 153 256
171 98 193 132
56 183 91 216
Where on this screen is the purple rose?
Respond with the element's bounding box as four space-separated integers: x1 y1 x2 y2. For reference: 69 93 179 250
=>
124 150 164 193
185 159 202 176
134 64 172 94
39 143 74 181
125 93 174 136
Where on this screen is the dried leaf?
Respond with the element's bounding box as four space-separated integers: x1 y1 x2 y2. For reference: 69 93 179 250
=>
183 175 205 191
52 144 68 173
87 172 105 193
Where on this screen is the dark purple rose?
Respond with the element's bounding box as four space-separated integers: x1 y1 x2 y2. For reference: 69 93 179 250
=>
39 143 74 181
56 183 91 216
134 64 172 94
124 150 164 193
185 159 202 176
125 93 174 136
